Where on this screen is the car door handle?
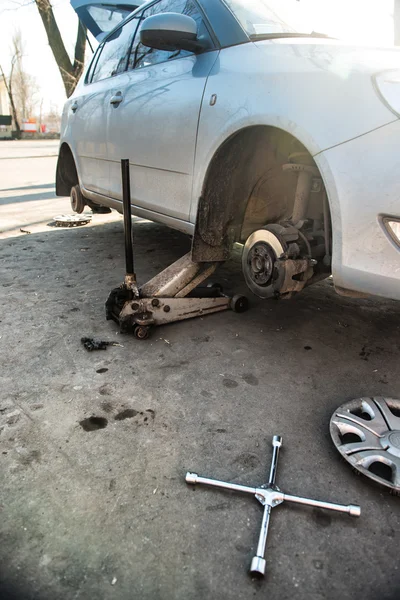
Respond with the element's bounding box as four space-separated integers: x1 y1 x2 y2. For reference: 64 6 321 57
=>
71 101 78 113
110 93 123 106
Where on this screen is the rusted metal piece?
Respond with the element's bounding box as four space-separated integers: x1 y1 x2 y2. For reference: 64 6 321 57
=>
274 258 314 298
282 163 319 226
124 273 139 297
242 224 315 299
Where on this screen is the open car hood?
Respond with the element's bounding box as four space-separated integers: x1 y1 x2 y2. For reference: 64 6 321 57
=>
70 0 147 41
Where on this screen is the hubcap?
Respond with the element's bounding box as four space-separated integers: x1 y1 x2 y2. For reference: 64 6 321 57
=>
330 397 400 492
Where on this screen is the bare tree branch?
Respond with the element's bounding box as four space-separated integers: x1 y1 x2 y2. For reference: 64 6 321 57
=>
11 30 40 122
74 21 86 73
0 62 21 133
34 0 86 97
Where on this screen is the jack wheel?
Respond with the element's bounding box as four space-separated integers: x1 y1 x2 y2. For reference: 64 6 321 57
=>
230 295 249 313
134 325 150 340
70 185 85 214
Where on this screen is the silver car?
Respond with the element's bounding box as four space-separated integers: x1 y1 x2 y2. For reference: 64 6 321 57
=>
58 0 400 301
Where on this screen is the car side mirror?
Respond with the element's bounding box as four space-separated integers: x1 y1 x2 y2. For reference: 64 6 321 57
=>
140 13 206 53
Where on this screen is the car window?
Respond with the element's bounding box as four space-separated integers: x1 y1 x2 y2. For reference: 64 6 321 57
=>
128 0 209 71
85 43 103 83
91 16 140 82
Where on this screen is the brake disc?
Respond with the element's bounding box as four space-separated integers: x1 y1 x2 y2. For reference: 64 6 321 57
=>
242 225 289 298
330 397 400 493
241 224 305 298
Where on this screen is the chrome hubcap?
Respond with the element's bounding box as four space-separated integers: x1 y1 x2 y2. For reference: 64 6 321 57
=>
330 397 400 491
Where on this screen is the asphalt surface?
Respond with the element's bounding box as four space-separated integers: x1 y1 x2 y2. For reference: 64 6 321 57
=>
0 141 399 600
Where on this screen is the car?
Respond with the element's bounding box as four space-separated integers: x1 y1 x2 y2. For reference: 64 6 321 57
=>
57 0 400 301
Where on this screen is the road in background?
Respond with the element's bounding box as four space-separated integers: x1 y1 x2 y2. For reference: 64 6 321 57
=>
0 140 119 236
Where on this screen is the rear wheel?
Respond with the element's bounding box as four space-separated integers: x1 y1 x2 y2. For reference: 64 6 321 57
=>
70 184 85 214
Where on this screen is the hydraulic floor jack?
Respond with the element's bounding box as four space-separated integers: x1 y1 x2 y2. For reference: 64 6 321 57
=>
186 436 361 577
106 160 248 339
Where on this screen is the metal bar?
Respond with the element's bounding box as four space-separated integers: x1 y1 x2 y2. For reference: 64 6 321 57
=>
174 264 218 298
121 159 134 275
185 472 256 495
268 435 282 485
283 494 361 517
250 435 282 576
141 252 200 298
250 505 271 575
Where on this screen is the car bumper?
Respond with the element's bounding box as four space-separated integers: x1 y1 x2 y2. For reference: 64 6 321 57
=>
315 119 400 301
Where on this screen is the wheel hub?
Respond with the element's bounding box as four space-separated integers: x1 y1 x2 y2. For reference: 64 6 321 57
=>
248 243 276 286
330 397 400 492
242 227 288 298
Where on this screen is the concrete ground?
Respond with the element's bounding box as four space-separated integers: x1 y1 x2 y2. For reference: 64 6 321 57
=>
0 140 399 600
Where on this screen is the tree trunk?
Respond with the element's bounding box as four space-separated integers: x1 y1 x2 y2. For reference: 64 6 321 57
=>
0 63 21 135
35 0 86 98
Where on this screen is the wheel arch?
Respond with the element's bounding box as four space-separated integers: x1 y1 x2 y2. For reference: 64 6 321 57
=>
191 124 335 262
56 142 79 197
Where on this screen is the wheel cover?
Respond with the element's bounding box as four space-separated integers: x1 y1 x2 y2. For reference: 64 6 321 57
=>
53 214 92 227
330 397 400 492
242 229 287 298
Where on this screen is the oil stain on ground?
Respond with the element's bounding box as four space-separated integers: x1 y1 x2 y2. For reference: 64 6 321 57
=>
114 409 139 421
223 379 238 389
241 373 259 386
80 416 108 431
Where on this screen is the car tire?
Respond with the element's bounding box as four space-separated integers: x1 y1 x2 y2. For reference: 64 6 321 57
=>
70 184 85 214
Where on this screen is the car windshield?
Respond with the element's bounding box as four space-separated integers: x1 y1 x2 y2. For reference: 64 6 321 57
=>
223 0 299 37
223 0 394 45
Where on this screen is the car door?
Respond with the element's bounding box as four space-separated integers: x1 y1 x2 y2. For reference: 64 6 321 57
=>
71 12 141 196
106 0 219 222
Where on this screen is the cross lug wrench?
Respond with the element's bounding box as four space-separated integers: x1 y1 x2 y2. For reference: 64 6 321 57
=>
186 435 360 577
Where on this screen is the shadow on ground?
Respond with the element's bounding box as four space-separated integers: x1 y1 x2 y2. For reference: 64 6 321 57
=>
0 218 399 600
